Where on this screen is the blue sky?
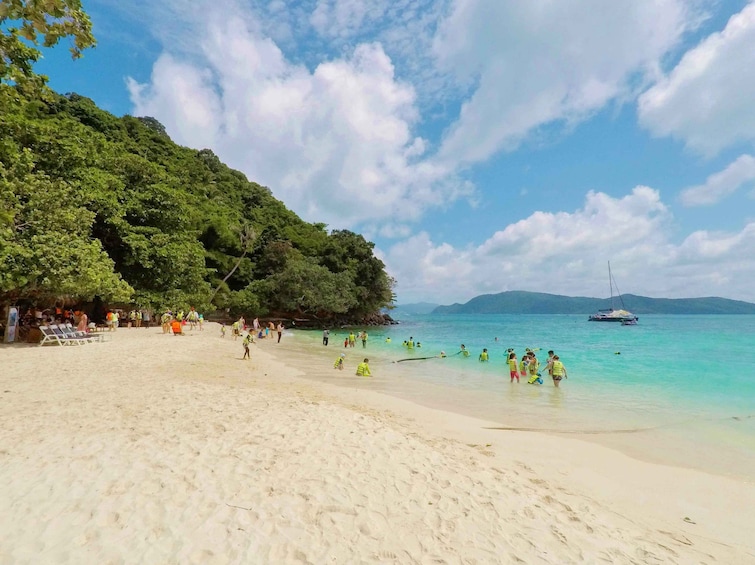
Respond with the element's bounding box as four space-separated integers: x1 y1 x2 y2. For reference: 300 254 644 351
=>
35 0 755 304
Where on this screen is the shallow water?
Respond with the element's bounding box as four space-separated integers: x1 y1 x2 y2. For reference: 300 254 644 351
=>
289 315 755 479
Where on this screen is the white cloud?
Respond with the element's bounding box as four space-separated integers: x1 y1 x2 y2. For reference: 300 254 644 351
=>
680 154 755 206
128 8 472 228
433 0 695 166
638 2 755 155
384 187 755 303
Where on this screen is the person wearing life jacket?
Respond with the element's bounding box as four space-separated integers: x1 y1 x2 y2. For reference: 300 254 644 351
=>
242 332 253 359
459 344 470 357
356 358 371 377
171 319 183 335
348 332 356 347
479 348 489 362
232 320 240 339
407 337 414 349
527 352 543 384
508 352 520 383
519 354 528 378
551 355 567 387
334 353 345 370
385 337 391 343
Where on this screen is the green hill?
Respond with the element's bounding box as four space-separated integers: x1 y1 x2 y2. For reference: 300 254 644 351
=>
0 87 393 321
432 291 755 315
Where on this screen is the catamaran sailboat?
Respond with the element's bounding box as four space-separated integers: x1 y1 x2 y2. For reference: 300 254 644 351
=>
588 262 638 323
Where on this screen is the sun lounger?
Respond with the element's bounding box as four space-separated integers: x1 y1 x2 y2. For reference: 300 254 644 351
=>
39 325 78 346
63 323 104 343
49 324 88 345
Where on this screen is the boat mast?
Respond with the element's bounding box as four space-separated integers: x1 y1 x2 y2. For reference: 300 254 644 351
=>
609 261 627 310
608 261 615 310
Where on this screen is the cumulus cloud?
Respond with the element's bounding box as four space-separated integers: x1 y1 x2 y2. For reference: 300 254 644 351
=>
638 2 755 155
128 9 471 228
433 0 695 165
680 154 755 206
384 187 755 303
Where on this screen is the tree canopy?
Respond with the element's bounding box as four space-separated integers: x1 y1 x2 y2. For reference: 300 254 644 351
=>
0 0 95 87
0 85 394 320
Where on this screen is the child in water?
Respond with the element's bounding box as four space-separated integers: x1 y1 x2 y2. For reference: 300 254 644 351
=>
356 358 371 377
527 352 543 384
479 348 489 362
508 352 519 382
334 353 345 370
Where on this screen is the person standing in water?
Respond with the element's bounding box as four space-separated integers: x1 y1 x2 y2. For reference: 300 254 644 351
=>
322 328 330 346
479 348 489 362
508 352 520 382
277 321 284 343
360 331 368 348
551 355 567 387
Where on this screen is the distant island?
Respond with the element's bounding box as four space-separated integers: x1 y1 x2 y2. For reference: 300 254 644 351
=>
390 302 441 316
431 291 755 315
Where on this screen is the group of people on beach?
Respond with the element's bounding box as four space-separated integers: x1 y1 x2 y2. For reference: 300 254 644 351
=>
221 317 286 360
160 307 204 335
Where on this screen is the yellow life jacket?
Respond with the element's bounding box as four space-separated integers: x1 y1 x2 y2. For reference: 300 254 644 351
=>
552 360 565 376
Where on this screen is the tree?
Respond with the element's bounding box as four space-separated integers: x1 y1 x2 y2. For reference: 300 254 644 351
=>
0 0 96 86
209 224 257 303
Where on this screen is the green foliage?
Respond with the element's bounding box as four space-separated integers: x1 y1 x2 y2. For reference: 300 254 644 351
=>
0 85 394 319
0 0 96 86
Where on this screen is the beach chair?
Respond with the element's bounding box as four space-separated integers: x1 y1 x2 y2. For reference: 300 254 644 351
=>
49 324 87 345
63 323 104 343
39 325 76 346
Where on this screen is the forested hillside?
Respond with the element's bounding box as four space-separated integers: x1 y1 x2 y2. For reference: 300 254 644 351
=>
0 86 394 321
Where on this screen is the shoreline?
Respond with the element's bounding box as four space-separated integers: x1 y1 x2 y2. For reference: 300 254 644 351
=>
1 324 753 562
286 328 755 482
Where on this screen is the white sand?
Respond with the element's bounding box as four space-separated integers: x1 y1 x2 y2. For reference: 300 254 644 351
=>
1 325 753 564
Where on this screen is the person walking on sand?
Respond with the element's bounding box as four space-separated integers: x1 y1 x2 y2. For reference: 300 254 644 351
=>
232 320 240 340
356 358 371 377
277 322 284 343
551 355 567 387
243 332 253 360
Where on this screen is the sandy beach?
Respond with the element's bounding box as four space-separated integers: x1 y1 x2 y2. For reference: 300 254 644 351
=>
1 325 754 564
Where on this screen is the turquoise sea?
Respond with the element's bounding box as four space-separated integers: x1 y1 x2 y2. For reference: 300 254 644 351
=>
291 314 755 480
